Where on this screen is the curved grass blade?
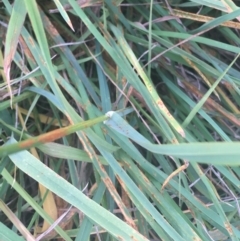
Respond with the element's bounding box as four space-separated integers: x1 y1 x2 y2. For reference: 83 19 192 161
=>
104 111 240 165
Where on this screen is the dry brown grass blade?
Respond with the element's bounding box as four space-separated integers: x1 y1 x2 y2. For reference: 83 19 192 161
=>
171 8 240 29
161 162 189 192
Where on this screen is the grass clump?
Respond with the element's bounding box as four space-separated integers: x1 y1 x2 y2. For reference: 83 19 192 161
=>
1 0 240 240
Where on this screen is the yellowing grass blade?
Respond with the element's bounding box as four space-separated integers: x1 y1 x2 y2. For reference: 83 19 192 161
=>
0 115 107 157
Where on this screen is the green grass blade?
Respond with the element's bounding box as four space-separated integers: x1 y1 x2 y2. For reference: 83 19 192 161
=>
0 222 25 241
7 137 149 241
104 111 240 165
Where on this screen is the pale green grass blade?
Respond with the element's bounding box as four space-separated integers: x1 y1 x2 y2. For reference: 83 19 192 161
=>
7 138 149 241
104 112 240 164
189 0 227 11
52 0 74 31
0 222 25 241
221 0 238 11
38 143 108 164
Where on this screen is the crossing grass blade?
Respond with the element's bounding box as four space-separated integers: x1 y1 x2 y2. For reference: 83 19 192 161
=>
0 115 107 157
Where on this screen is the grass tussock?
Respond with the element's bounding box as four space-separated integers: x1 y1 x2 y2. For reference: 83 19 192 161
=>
1 0 240 240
